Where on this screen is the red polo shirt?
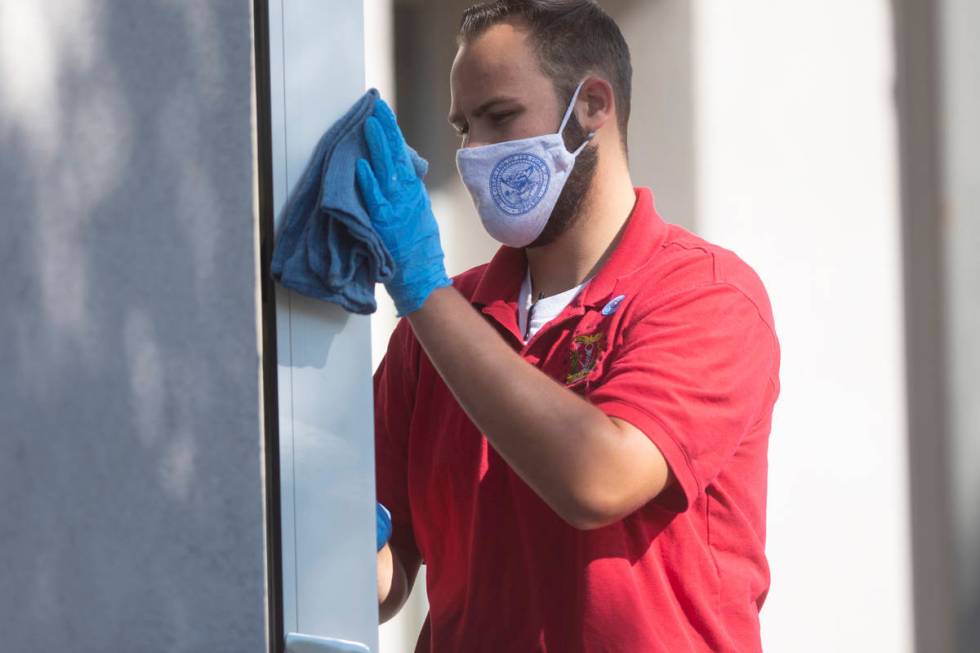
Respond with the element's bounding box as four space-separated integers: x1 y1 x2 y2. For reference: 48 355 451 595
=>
374 187 780 652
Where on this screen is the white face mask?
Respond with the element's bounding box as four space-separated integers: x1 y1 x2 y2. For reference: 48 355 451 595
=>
455 80 594 248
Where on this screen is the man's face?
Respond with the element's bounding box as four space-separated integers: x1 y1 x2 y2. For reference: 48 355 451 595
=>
449 22 600 249
448 22 564 148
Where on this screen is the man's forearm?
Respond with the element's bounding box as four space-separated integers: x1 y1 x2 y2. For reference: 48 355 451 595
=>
406 284 639 528
377 543 411 624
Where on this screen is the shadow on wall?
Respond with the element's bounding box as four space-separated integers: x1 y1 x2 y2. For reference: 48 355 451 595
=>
0 2 265 651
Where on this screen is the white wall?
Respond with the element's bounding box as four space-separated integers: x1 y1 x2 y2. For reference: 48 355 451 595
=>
693 2 912 651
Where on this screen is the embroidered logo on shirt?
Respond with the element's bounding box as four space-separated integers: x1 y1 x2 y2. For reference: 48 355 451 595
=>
566 332 605 384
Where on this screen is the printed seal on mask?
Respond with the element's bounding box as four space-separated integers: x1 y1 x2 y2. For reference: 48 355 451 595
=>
489 152 551 216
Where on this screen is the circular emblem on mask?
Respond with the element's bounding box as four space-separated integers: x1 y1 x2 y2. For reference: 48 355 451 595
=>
489 153 550 216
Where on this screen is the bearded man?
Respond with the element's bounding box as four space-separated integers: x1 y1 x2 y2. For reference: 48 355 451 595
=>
363 2 781 651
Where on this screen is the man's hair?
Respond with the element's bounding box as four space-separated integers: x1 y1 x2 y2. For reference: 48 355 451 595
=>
458 0 632 147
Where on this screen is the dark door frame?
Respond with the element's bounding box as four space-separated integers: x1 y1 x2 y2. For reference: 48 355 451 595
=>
253 1 285 651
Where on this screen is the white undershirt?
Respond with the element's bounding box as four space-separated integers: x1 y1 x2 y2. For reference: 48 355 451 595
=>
517 266 593 343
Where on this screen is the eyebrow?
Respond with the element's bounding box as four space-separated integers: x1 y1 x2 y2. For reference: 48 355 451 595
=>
448 96 520 128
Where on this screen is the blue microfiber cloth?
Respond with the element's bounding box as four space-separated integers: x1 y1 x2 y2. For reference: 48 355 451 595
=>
270 88 427 314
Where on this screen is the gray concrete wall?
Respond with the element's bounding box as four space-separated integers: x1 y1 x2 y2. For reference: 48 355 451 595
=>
0 2 266 652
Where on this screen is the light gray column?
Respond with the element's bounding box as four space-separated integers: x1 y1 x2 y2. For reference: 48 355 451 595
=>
940 0 980 650
604 0 697 230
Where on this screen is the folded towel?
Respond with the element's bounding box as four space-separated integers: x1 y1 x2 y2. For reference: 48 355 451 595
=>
270 88 427 314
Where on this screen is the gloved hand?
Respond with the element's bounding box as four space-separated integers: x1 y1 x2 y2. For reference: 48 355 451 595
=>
356 98 452 317
376 502 393 551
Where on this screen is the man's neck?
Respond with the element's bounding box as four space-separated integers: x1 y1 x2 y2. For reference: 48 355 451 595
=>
524 163 637 299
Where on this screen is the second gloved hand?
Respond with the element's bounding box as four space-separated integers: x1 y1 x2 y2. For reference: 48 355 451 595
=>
356 99 452 317
376 502 392 551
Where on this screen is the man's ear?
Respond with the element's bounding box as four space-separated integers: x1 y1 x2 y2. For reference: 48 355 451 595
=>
577 76 615 134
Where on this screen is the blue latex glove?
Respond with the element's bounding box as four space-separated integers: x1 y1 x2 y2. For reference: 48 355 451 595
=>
376 502 392 551
355 99 452 317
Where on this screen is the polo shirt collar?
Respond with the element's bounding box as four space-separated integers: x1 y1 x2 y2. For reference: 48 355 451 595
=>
471 186 668 341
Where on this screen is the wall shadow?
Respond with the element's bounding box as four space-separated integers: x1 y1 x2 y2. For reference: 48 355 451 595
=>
0 2 266 651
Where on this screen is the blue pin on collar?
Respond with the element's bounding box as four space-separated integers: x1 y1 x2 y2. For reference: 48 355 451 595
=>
601 294 626 316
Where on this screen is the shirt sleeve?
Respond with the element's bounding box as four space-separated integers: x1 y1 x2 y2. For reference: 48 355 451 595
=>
588 282 778 512
374 316 422 559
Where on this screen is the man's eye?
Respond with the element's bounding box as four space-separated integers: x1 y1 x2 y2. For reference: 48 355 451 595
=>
490 111 514 124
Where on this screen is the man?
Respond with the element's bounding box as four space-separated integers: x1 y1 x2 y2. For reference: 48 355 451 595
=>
360 1 780 651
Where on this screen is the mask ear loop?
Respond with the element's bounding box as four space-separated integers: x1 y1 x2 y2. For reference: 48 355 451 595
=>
558 79 596 156
572 131 596 156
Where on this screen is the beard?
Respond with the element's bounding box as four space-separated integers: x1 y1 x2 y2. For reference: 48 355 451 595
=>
526 112 599 249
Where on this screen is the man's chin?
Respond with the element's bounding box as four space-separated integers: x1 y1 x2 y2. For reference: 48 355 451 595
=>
526 215 576 249
527 144 598 249
526 186 593 248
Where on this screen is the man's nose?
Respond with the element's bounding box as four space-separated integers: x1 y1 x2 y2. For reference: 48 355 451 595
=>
462 133 498 149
